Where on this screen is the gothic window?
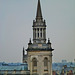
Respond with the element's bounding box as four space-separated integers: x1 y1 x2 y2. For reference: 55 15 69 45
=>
44 57 48 66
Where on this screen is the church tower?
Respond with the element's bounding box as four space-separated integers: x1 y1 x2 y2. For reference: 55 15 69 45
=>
23 0 54 75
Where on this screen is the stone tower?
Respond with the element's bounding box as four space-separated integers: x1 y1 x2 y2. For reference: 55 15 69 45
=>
23 0 54 75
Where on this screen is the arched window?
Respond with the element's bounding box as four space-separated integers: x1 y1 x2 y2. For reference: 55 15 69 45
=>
35 29 36 38
32 58 37 67
44 57 48 66
37 28 39 38
44 57 48 71
32 58 37 72
40 28 42 38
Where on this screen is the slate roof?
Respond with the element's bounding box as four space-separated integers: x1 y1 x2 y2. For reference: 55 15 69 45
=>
0 62 28 71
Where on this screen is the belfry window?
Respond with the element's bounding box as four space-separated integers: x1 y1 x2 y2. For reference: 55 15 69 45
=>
40 33 42 38
35 29 36 38
38 33 39 38
37 28 39 38
40 28 42 38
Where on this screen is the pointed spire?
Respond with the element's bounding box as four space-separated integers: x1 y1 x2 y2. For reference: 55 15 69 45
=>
23 47 24 55
36 0 43 20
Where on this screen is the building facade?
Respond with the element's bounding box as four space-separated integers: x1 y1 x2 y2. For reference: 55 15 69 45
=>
23 0 54 75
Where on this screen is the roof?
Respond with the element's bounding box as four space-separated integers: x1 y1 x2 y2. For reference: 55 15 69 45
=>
52 62 75 71
0 62 28 71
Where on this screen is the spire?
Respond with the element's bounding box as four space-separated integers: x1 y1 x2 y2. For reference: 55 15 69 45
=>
36 0 43 20
23 47 24 55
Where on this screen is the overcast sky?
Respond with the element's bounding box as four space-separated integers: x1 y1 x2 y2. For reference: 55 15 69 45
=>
0 0 75 63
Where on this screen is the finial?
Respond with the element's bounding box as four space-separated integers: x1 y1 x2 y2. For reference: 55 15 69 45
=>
29 38 31 43
47 38 51 44
44 20 46 25
28 38 32 45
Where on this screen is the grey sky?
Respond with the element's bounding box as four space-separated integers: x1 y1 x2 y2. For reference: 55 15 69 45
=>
0 0 75 63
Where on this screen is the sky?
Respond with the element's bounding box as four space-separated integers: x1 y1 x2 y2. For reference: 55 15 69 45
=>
0 0 75 63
